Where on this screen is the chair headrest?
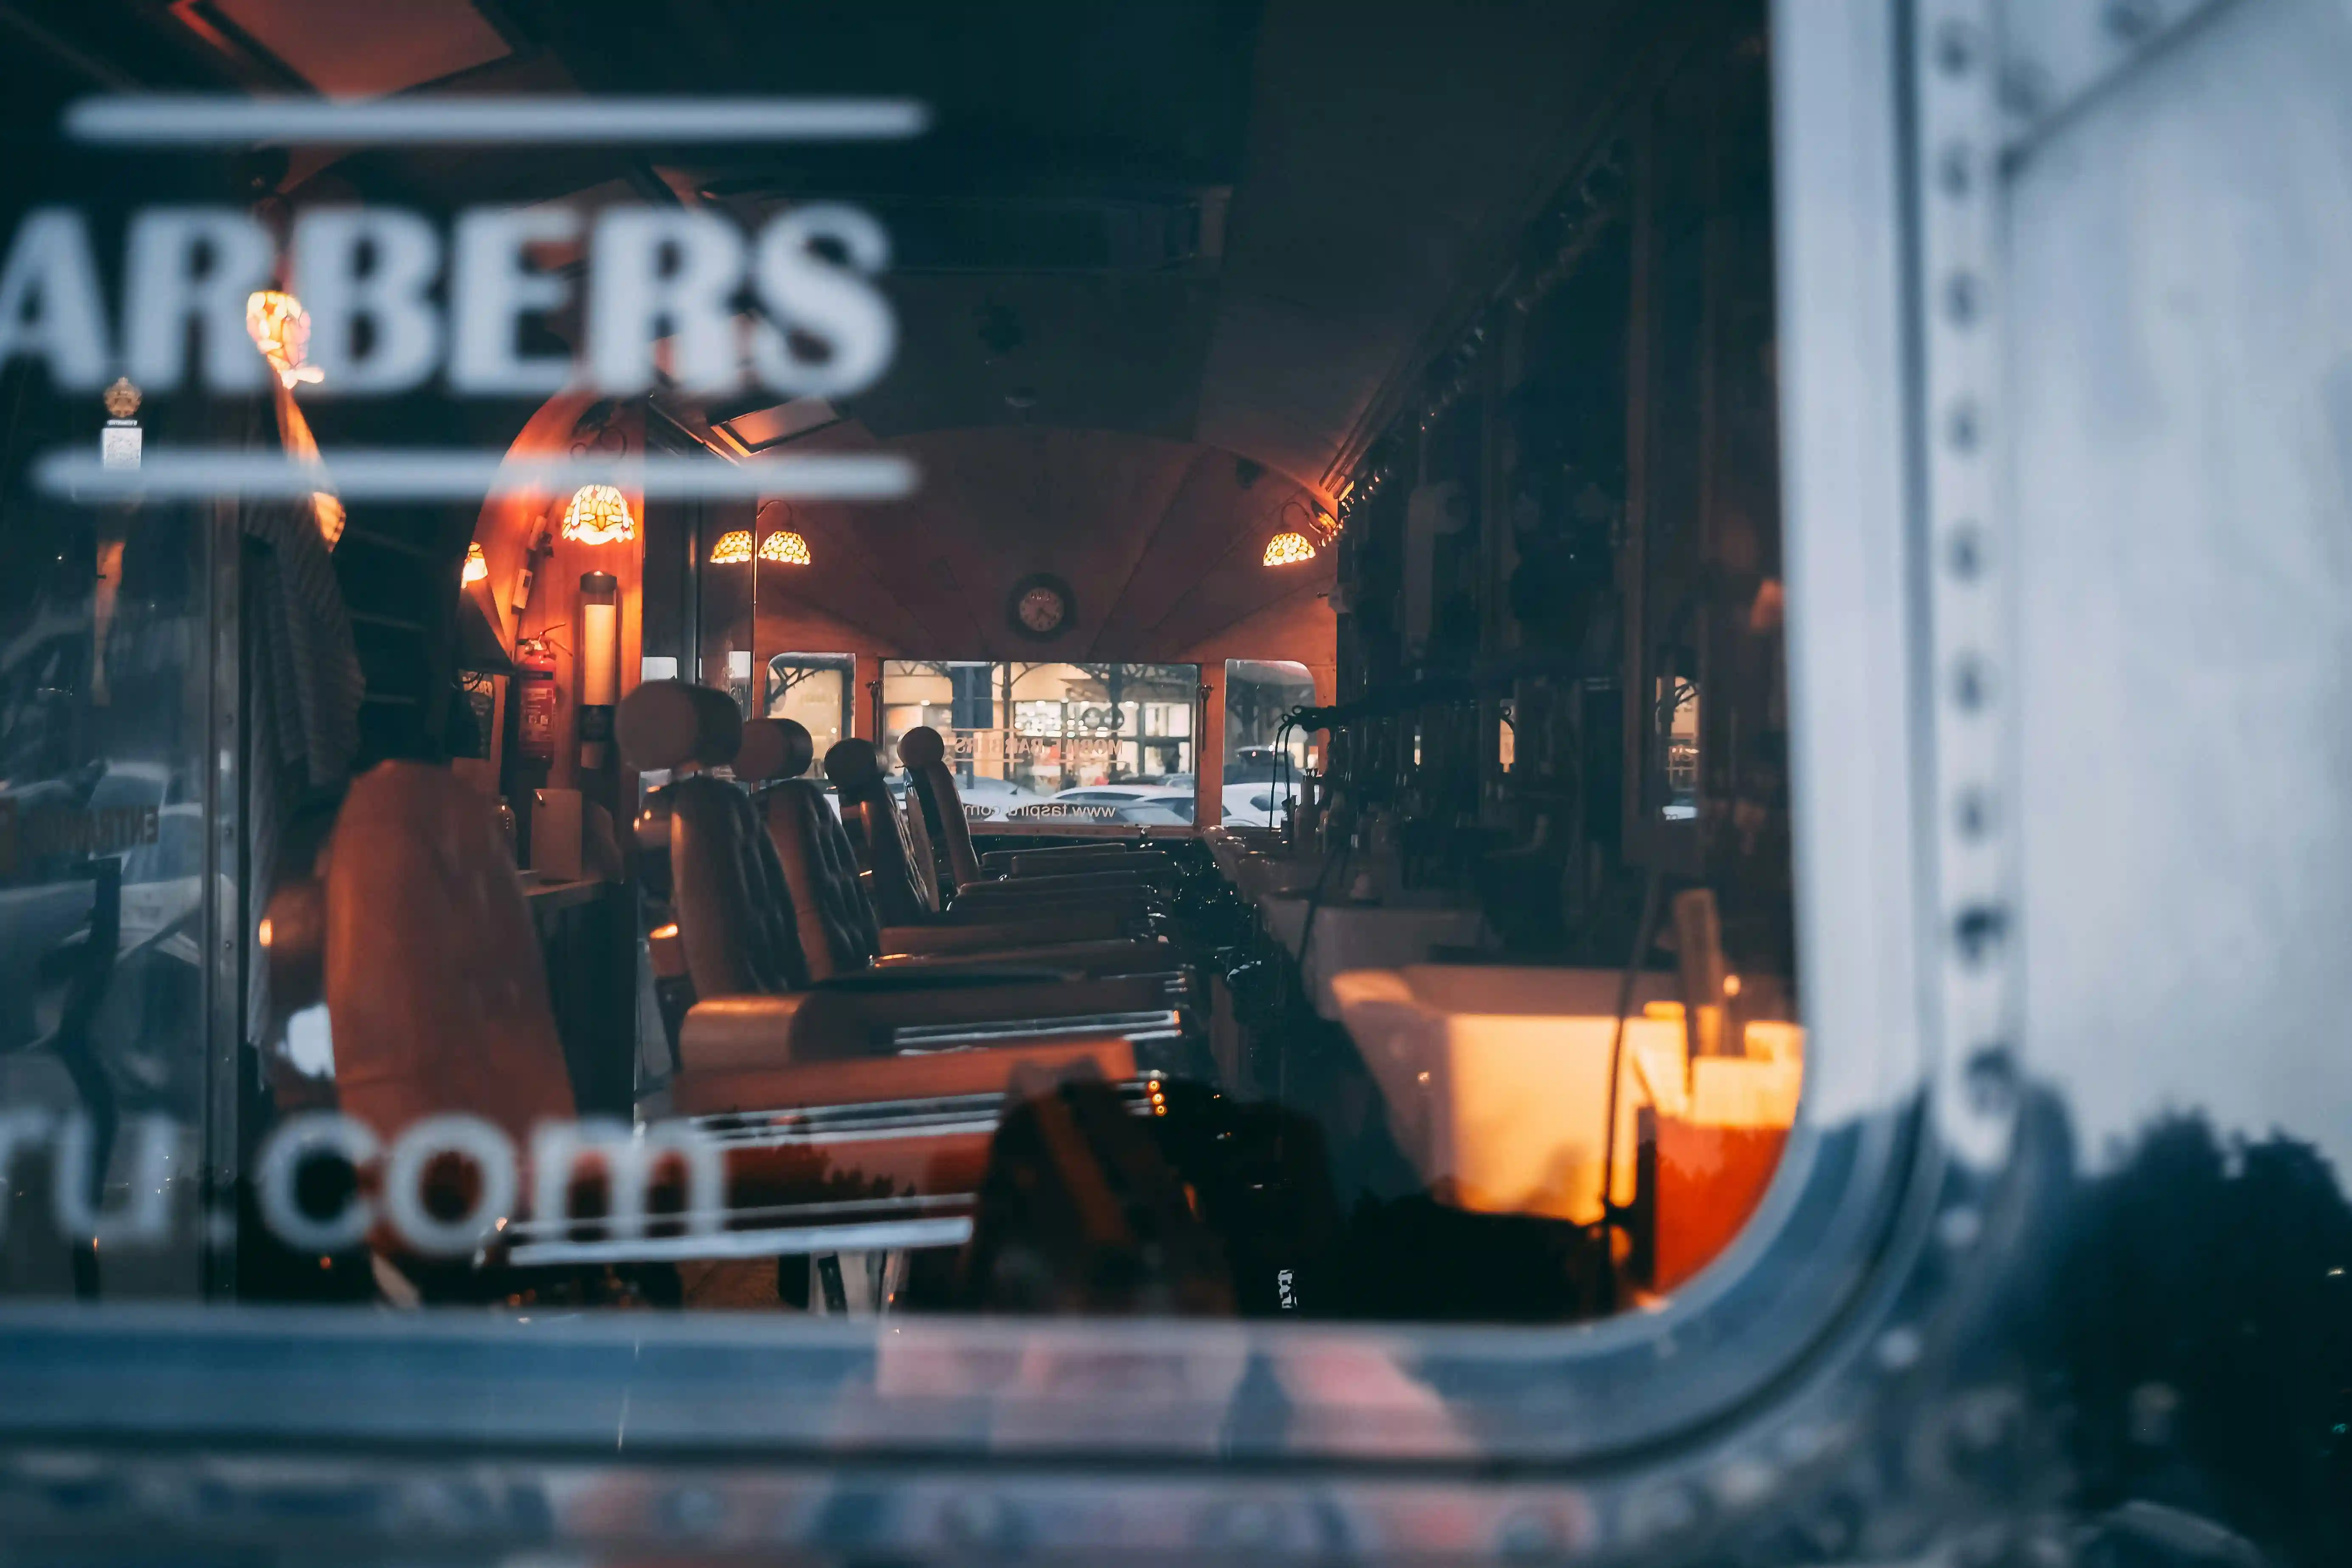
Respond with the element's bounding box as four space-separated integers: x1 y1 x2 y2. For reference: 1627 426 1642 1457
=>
617 681 742 772
735 718 814 782
823 736 884 789
899 726 947 769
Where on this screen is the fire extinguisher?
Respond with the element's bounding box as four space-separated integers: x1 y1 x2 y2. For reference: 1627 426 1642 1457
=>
515 636 558 768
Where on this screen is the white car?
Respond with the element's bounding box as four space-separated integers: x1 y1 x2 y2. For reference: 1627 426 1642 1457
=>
1221 781 1296 827
1043 784 1197 824
890 771 1052 822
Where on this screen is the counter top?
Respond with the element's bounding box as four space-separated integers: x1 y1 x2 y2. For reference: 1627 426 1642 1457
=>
1206 830 1492 1017
517 875 612 915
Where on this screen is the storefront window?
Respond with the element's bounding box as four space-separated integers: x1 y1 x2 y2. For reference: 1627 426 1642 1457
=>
766 653 853 756
1223 659 1317 827
880 661 1198 819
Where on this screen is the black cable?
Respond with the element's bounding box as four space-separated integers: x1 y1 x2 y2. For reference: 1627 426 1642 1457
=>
1597 865 1668 1308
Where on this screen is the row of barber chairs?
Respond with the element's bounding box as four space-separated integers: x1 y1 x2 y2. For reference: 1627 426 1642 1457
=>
258 680 1311 1313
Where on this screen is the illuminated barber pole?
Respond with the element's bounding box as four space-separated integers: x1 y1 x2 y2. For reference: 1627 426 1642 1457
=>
578 571 620 769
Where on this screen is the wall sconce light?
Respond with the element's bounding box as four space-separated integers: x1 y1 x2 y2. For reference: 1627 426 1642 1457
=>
462 541 489 583
1265 494 1341 566
1263 530 1317 567
709 529 753 565
245 290 324 388
756 501 811 566
561 483 636 546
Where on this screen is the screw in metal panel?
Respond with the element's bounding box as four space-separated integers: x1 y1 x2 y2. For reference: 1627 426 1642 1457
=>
1950 654 1993 712
1946 401 1982 452
1954 787 1995 840
1952 904 2008 963
1939 144 1976 198
1945 273 1982 325
1946 521 1986 579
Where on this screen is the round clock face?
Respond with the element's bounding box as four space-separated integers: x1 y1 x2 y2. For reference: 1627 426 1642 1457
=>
1019 586 1064 632
1007 574 1074 640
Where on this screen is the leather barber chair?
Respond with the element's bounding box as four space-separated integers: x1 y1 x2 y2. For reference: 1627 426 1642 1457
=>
259 758 1151 1299
614 684 1197 1091
734 717 1179 981
827 737 1166 926
896 726 1183 891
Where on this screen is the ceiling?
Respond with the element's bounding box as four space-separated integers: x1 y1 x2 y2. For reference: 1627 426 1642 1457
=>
5 0 1658 498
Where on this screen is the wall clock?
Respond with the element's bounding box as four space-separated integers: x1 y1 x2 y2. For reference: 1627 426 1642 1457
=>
1007 572 1076 641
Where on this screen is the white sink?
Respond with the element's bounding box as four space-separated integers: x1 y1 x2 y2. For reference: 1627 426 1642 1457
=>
1330 965 1804 1230
1258 899 1489 1018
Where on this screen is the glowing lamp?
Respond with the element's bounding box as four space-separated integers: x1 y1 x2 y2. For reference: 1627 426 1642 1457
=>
245 290 323 388
561 484 635 547
1263 530 1317 567
709 529 753 565
757 529 810 566
462 541 489 583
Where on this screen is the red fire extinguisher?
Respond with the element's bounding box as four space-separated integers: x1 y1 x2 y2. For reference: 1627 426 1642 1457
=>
515 636 558 767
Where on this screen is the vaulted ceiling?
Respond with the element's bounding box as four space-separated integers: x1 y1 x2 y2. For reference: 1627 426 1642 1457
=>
733 423 1336 661
7 0 1653 494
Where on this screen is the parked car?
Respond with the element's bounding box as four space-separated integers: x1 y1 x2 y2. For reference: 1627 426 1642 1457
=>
907 772 1051 821
1049 784 1196 824
1221 781 1296 827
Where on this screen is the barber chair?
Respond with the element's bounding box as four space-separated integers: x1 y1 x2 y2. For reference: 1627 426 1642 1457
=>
257 757 1162 1305
896 726 1181 892
735 718 1177 977
828 737 1166 926
612 684 1200 1081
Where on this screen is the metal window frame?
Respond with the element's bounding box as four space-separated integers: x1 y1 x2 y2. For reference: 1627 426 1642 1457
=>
0 1 2192 1555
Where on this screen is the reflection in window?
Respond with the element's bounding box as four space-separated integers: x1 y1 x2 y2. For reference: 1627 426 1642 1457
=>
1224 659 1316 827
880 661 1197 819
766 653 853 757
1655 671 1699 822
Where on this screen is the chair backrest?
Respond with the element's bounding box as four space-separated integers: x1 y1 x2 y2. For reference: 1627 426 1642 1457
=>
666 772 810 998
736 718 882 982
322 762 575 1149
899 726 985 891
618 679 809 999
824 737 940 925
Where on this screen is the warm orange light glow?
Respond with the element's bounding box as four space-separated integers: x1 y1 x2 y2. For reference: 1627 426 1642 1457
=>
245 290 322 388
1723 973 1742 998
757 529 810 566
561 484 636 546
462 541 489 583
709 529 753 565
1263 530 1317 567
257 917 274 949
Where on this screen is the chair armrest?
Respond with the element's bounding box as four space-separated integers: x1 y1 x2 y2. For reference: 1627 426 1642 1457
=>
873 937 1175 977
791 972 1183 1057
670 1034 1138 1116
879 910 1130 953
941 886 1160 923
1000 849 1176 880
978 841 1165 872
679 993 813 1073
